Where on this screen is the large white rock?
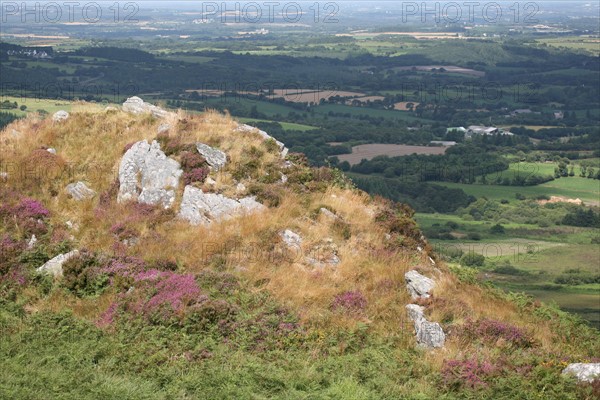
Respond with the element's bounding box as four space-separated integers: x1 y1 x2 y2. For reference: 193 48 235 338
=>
179 185 265 225
405 304 445 349
196 143 227 171
562 363 600 382
122 96 172 119
65 181 96 201
405 270 435 299
52 110 69 122
235 124 288 157
37 250 79 277
117 140 183 209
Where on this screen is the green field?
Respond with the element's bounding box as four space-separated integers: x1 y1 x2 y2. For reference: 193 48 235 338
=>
1 96 110 117
237 117 318 131
436 177 600 205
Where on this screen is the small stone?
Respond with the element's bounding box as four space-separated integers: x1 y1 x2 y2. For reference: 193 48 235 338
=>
27 235 37 249
281 229 302 248
281 174 288 183
205 177 216 186
66 181 96 201
157 123 171 134
52 110 69 122
236 183 246 193
47 148 57 154
320 207 338 220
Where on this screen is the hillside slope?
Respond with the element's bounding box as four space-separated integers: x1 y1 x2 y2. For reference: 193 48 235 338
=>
0 103 599 399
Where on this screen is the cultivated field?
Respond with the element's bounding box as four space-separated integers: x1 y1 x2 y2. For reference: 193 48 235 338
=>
338 144 448 165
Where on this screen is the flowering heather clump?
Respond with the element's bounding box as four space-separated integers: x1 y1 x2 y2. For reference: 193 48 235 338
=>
116 270 207 324
100 256 147 279
183 167 209 186
461 318 533 348
0 235 24 270
179 151 206 171
442 358 498 389
13 198 50 220
331 290 367 314
109 222 138 241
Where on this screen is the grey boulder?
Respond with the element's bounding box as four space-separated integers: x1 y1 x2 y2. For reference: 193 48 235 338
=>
66 181 96 201
122 96 172 119
562 363 600 382
405 270 435 299
52 110 69 122
196 143 227 171
37 250 79 277
405 304 445 349
179 185 265 225
117 140 183 209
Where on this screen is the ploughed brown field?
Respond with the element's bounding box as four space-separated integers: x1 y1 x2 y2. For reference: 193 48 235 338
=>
337 144 448 165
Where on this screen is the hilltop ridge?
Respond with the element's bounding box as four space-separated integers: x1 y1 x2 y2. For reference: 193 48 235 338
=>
0 100 599 399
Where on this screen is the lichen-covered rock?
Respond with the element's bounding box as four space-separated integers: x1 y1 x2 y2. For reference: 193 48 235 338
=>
66 181 96 201
157 123 171 134
235 124 289 157
196 143 227 171
562 363 600 382
52 110 69 122
122 96 171 118
179 185 265 225
405 304 445 349
37 250 79 277
281 229 302 248
117 140 182 209
405 270 435 299
319 207 338 221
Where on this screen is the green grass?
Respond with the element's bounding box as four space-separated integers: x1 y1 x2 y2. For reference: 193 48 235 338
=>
236 117 318 132
0 97 108 117
435 177 600 205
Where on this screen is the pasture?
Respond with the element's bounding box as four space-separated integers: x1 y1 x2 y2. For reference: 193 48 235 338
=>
338 144 448 165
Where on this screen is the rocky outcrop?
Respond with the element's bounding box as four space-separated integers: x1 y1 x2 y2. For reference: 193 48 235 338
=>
117 140 183 209
405 270 435 299
178 185 265 225
122 96 172 119
562 363 600 382
52 110 69 122
405 304 446 349
66 181 96 201
196 143 227 171
36 250 79 277
235 124 288 157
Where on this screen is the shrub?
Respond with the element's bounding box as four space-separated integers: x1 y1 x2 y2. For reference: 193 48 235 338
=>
442 357 498 389
62 251 108 297
459 318 534 348
331 290 367 315
460 252 485 267
101 270 208 326
490 224 505 234
183 167 209 186
13 198 50 220
179 150 206 171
